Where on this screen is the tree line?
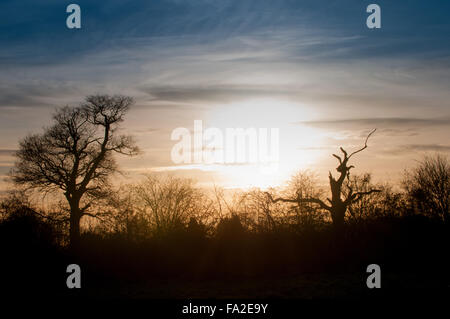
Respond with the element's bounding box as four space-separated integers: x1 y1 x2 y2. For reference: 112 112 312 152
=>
3 95 449 248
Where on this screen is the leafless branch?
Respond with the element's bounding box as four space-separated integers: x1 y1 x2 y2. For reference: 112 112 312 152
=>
265 192 331 211
348 129 376 159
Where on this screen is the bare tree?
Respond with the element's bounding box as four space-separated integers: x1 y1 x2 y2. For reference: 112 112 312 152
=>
267 130 380 229
135 174 205 235
403 154 450 222
238 189 279 232
344 173 390 223
284 171 326 230
100 184 150 241
11 95 139 248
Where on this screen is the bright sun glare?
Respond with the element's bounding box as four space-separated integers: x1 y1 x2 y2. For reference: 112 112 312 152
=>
202 99 325 189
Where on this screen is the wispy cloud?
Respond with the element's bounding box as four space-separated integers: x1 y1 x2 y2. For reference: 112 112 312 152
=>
299 117 450 128
381 144 450 156
0 149 16 155
141 85 293 103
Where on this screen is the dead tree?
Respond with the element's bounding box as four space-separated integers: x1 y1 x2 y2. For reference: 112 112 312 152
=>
267 129 380 229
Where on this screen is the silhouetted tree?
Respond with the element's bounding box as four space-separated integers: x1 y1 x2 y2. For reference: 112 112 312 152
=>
267 130 380 229
344 173 397 222
238 188 280 232
216 215 245 239
135 174 205 235
285 171 326 230
403 154 449 223
99 184 150 241
11 95 139 248
186 217 207 240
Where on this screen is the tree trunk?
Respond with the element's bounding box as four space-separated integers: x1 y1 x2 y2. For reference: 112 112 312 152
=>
69 200 82 250
331 205 346 229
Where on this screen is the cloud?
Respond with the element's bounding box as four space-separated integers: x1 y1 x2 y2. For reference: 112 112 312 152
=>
297 146 334 151
299 117 450 128
404 144 450 152
0 82 86 109
375 128 419 137
0 149 16 155
381 144 450 156
141 85 293 103
131 128 160 135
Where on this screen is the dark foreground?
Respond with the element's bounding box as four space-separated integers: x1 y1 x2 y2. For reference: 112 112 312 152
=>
1 212 449 302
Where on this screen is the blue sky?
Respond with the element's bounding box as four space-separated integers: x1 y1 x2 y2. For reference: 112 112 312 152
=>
0 0 449 190
1 0 450 62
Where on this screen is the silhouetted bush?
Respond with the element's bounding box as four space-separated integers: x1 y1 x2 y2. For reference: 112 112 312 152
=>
0 204 66 297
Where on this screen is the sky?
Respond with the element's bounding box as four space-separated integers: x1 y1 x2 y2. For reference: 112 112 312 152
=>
0 0 449 192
